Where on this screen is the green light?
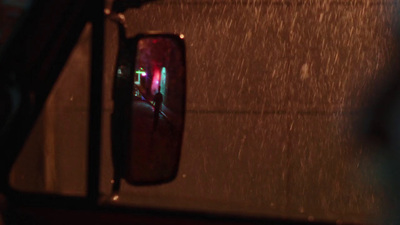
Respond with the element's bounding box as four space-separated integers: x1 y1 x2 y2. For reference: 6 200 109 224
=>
160 67 167 95
135 70 146 75
135 68 146 85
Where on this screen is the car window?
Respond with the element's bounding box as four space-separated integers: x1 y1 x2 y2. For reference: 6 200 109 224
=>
8 0 400 224
100 0 399 224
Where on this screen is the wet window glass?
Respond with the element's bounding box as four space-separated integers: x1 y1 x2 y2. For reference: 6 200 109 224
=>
100 0 400 224
7 0 400 223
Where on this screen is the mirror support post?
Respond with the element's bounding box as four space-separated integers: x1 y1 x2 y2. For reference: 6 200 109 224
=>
109 14 129 194
88 0 104 205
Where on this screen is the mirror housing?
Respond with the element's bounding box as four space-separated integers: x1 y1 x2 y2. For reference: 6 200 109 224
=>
112 33 186 188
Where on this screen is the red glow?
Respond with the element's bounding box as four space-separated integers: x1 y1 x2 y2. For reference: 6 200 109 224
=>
151 66 161 95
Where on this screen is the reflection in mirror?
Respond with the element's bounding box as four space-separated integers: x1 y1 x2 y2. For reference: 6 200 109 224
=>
111 34 186 189
129 36 186 185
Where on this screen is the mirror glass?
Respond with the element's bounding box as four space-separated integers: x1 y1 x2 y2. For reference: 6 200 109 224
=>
123 35 186 185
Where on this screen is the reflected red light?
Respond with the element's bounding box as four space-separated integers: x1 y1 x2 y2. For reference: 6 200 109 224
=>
151 67 161 94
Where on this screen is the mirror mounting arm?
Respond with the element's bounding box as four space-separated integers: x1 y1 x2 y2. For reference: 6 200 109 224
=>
106 0 160 42
111 0 158 13
104 10 127 38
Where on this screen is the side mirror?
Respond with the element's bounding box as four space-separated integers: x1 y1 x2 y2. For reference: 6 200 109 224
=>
112 33 186 188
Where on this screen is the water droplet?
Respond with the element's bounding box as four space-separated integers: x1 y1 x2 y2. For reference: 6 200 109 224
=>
112 195 119 201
